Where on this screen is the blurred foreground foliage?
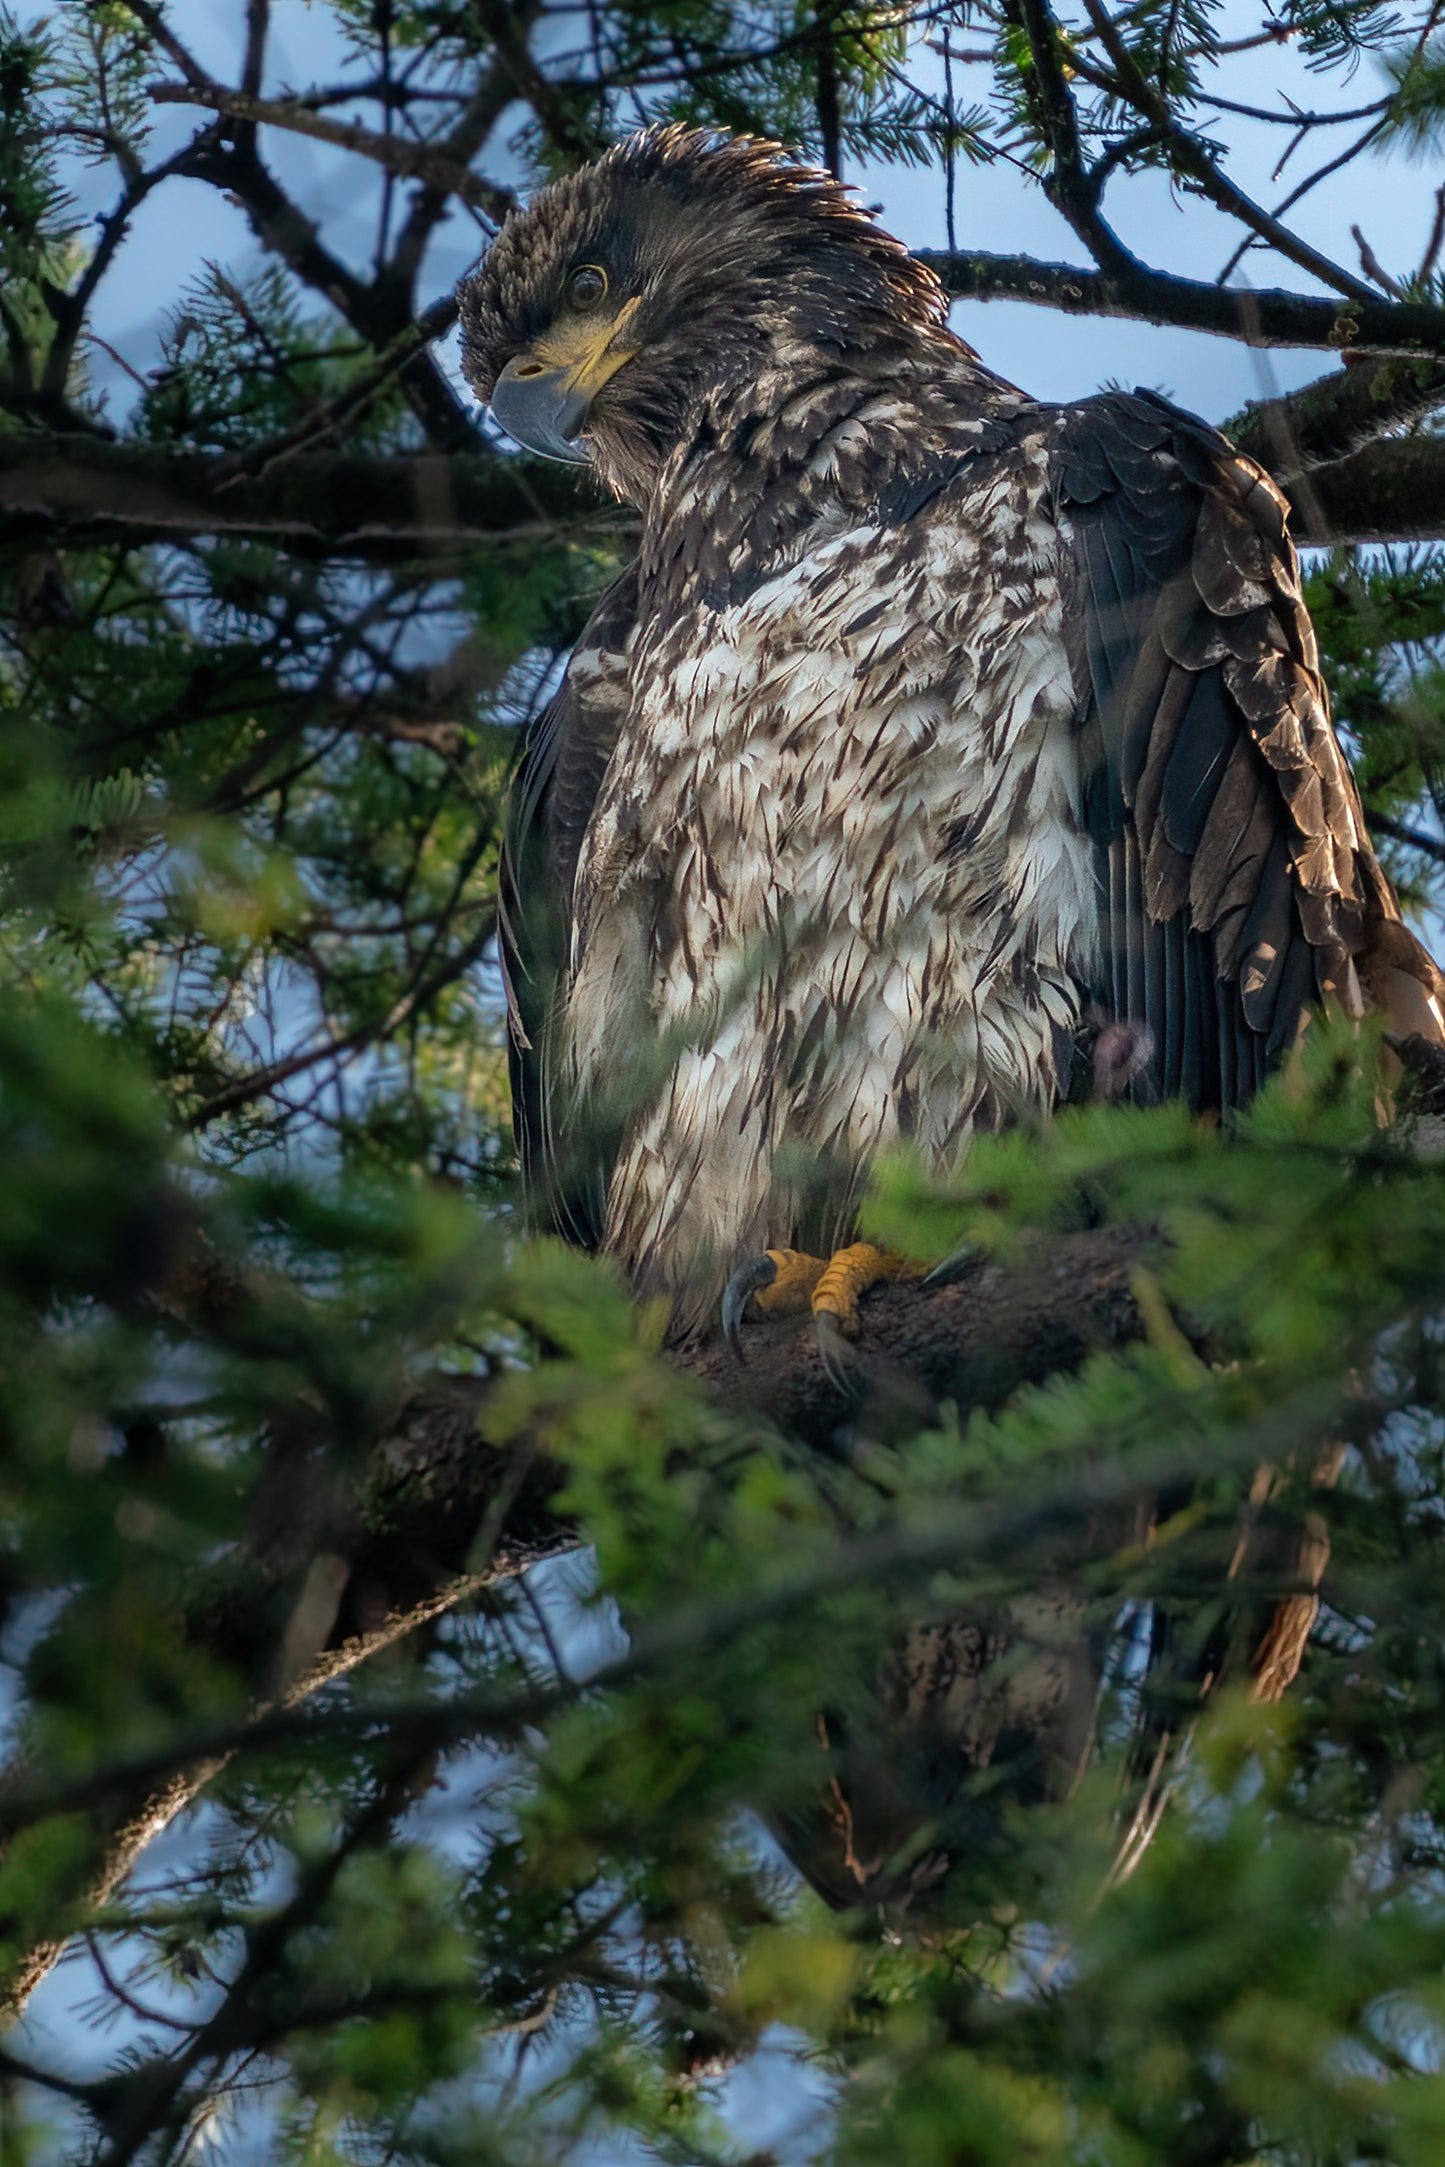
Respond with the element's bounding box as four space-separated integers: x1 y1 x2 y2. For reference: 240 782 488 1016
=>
6 957 1445 2163
1 0 1445 2162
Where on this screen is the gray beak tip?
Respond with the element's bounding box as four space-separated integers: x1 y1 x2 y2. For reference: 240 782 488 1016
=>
491 360 593 465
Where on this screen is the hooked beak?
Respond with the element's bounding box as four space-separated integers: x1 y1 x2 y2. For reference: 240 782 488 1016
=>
489 306 638 465
490 356 593 465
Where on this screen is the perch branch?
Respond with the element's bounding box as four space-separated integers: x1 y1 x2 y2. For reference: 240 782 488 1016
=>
17 1000 1444 2027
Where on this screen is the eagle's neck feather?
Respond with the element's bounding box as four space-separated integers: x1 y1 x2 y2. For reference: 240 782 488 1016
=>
635 344 1022 611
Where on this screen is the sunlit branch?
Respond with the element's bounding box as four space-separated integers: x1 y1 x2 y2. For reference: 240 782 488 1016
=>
1070 0 1375 304
0 1304 1354 1849
922 248 1445 356
168 129 478 449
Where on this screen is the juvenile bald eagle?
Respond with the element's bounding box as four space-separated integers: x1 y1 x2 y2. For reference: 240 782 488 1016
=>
460 127 1445 1349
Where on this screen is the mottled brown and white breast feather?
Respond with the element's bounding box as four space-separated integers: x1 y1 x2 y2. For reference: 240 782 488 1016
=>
558 363 1100 1330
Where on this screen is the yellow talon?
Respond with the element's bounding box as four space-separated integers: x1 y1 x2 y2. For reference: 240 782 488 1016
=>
810 1243 912 1338
753 1248 827 1317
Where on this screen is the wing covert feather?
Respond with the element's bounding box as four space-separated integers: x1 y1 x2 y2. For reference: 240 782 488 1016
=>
1054 390 1443 1109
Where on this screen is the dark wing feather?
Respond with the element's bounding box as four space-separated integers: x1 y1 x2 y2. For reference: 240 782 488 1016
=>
1054 390 1444 1111
498 568 638 1245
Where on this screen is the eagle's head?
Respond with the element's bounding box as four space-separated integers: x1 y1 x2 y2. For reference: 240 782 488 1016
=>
457 127 951 502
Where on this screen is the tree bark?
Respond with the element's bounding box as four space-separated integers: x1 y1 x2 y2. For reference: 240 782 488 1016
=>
686 1223 1159 1449
1287 437 1445 548
1228 355 1445 477
0 437 609 559
922 247 1445 357
4 430 1443 557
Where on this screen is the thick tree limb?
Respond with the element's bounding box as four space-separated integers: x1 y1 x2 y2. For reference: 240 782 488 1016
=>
1229 357 1445 477
5 431 1444 556
1286 437 1445 546
1 1209 1356 2005
687 1222 1161 1450
20 988 1445 2021
0 437 607 557
920 248 1445 356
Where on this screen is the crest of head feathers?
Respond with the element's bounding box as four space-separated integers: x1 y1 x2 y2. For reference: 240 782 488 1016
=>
458 127 954 495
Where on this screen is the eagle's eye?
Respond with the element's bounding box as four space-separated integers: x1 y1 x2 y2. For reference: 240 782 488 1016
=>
565 263 608 312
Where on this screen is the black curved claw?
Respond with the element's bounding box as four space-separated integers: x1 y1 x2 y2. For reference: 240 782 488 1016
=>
722 1253 778 1360
813 1310 862 1398
922 1242 981 1290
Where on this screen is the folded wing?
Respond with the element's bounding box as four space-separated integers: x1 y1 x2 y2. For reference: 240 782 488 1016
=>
1055 389 1443 1109
498 568 638 1246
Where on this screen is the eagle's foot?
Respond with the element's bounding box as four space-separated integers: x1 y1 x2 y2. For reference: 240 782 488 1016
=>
721 1248 826 1358
722 1243 912 1367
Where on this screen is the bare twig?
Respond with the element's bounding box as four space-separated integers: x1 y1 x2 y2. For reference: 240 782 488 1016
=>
1352 223 1407 299
169 131 477 449
0 1570 494 2025
1216 115 1392 290
1071 0 1376 305
1421 186 1445 285
1010 0 1137 278
1374 814 1445 867
114 0 213 90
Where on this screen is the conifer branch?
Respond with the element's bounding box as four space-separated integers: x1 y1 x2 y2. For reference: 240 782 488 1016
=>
0 437 606 555
920 248 1445 356
5 432 1443 549
1287 436 1445 545
0 1222 1157 2017
169 132 479 448
1228 356 1445 476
